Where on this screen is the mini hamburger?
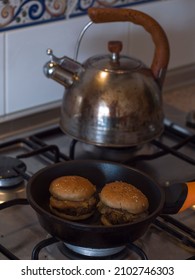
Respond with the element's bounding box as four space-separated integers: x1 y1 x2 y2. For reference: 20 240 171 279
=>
97 181 149 225
49 175 97 221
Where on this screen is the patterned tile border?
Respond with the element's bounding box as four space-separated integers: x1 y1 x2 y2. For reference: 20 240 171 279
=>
0 0 162 32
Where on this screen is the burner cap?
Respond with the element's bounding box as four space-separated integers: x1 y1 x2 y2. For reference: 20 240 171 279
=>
59 243 128 260
64 243 126 257
0 156 26 187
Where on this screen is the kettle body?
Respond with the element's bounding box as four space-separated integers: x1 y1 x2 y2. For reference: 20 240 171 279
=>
60 53 163 147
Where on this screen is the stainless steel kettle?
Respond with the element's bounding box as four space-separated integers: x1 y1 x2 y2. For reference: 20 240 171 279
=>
44 8 170 147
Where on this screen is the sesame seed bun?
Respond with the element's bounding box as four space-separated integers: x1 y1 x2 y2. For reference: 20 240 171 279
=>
49 175 96 201
100 181 149 214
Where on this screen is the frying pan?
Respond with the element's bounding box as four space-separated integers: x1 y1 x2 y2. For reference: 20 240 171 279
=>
26 160 195 249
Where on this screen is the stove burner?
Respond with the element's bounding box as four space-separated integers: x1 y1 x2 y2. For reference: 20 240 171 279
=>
0 156 26 187
63 243 126 258
58 244 127 260
58 243 148 260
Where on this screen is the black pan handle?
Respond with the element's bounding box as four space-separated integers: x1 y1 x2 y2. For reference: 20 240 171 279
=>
163 182 195 214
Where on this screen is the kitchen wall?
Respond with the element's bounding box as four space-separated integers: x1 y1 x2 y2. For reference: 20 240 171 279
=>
0 0 195 120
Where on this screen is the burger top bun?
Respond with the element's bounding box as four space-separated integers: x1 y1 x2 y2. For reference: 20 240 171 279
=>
100 181 149 214
49 175 96 201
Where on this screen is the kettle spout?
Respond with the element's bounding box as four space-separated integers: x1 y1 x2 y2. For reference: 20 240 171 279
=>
43 49 83 88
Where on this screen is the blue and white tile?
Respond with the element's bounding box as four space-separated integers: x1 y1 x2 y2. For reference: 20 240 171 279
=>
0 0 162 32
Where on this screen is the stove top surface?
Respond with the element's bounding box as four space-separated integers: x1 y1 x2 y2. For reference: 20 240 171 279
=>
0 104 195 260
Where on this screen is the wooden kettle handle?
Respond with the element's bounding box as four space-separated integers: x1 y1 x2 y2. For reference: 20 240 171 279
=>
88 7 170 87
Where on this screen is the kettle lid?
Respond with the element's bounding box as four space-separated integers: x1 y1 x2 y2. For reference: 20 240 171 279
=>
84 40 144 73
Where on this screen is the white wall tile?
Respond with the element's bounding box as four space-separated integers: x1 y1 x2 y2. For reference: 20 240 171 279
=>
5 16 129 114
130 0 195 69
0 33 4 116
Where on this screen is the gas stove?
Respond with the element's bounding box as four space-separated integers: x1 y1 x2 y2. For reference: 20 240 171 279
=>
0 104 195 260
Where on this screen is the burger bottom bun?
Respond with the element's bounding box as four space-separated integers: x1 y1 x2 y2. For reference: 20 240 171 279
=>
50 205 95 221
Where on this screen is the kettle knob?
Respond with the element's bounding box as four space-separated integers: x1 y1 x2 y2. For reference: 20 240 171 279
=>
108 41 123 62
108 41 123 54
